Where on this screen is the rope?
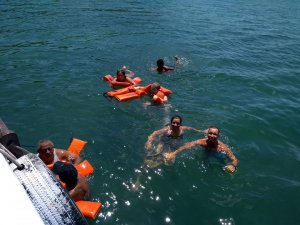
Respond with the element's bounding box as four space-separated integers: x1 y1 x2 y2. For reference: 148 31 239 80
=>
0 143 25 170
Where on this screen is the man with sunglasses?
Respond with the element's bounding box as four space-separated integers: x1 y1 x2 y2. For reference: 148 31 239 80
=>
163 127 238 173
37 139 81 166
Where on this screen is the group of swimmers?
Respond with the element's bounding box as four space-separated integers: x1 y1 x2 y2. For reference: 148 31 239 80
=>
36 57 238 203
108 57 180 104
108 57 238 173
146 115 238 173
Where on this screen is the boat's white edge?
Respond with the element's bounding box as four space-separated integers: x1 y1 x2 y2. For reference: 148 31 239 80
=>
0 153 44 225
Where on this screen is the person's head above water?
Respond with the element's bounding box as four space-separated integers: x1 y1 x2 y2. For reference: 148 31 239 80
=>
53 161 78 190
151 82 161 94
37 139 55 165
116 70 126 81
156 59 165 68
170 115 182 127
207 127 220 142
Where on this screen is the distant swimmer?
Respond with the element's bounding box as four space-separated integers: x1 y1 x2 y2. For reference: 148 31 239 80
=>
164 127 239 173
156 55 179 73
53 161 90 201
143 82 170 108
37 139 81 166
144 115 207 168
149 82 168 104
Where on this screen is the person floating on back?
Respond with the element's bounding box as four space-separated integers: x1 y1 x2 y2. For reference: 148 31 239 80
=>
156 56 179 73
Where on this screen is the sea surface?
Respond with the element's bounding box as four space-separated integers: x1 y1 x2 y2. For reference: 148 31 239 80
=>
1 0 300 225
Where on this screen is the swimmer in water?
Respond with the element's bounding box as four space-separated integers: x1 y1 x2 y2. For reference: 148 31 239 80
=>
37 139 81 166
144 115 208 168
112 70 136 86
132 115 207 191
156 56 179 73
53 161 90 201
164 127 239 173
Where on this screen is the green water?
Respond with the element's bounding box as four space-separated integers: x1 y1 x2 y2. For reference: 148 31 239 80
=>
1 0 300 224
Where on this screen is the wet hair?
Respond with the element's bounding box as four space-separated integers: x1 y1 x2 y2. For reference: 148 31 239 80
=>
157 59 164 67
37 139 53 153
53 161 78 190
117 70 126 76
171 115 182 124
208 127 220 134
151 82 161 92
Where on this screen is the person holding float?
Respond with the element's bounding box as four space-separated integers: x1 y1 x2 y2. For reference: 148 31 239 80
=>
105 82 172 103
39 137 101 219
53 161 90 202
149 82 168 104
112 70 136 86
37 139 82 167
103 66 143 89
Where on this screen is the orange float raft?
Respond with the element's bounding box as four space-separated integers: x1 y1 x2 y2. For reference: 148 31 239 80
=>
103 74 143 88
106 84 172 103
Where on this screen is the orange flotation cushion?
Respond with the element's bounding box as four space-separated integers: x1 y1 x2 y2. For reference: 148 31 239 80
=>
107 87 130 97
115 92 140 101
105 84 172 102
76 201 102 219
67 138 88 156
160 86 172 95
103 74 114 82
75 160 94 177
153 91 166 104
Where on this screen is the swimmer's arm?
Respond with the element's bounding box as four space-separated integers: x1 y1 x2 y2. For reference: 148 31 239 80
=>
164 140 201 162
223 145 238 167
125 70 135 78
59 150 82 165
121 66 135 77
145 129 165 149
174 140 201 156
222 144 238 173
162 95 168 103
69 183 90 202
182 126 208 134
175 55 179 64
126 77 136 85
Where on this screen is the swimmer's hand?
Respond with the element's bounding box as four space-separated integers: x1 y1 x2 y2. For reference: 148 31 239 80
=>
145 141 152 150
174 55 179 64
163 152 176 164
195 129 208 134
224 164 236 173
